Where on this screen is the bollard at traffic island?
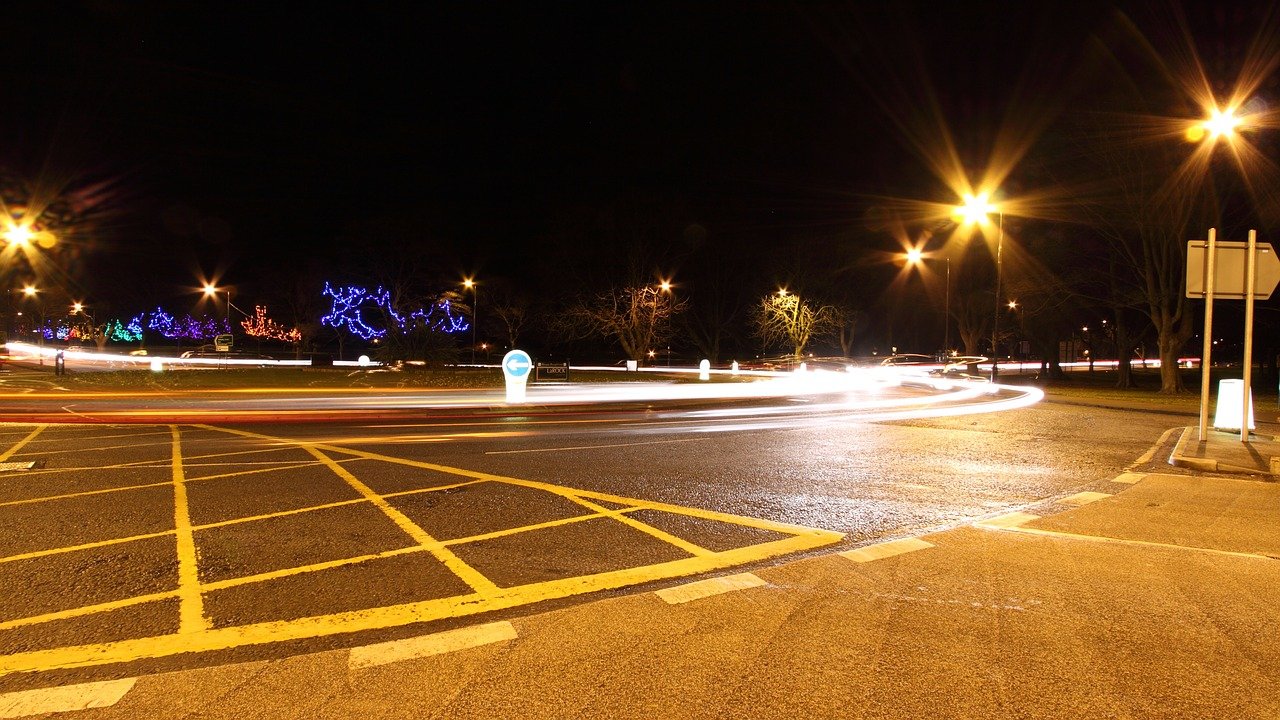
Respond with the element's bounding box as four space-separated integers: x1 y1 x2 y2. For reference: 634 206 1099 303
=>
699 359 710 381
55 351 66 376
502 349 533 404
150 358 165 373
731 360 739 376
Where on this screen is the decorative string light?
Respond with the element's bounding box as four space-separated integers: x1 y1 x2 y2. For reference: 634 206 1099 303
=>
241 305 302 343
320 282 469 340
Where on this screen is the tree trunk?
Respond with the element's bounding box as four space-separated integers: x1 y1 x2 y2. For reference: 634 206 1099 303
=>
1155 309 1193 393
1114 310 1133 389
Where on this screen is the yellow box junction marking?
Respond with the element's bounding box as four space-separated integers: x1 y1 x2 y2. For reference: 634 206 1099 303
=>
0 425 45 463
1060 491 1112 506
838 537 935 563
348 621 517 670
0 678 136 718
655 572 767 604
170 426 207 633
0 424 843 676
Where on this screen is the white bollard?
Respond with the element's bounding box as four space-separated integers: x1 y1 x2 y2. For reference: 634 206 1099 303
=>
699 359 710 381
150 358 164 373
626 360 638 372
502 349 533 403
731 360 739 376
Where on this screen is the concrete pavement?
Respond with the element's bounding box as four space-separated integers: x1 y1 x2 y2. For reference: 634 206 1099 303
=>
4 435 1277 718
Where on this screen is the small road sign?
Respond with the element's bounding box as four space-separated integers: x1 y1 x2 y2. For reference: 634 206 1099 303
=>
503 350 532 378
1186 240 1280 299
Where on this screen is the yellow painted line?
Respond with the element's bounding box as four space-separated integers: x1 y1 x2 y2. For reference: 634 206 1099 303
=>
1111 472 1146 485
0 531 173 565
0 590 179 631
0 678 137 718
655 572 766 604
0 480 174 509
199 424 840 540
207 506 645 592
0 532 838 677
348 621 517 670
0 425 45 462
170 426 207 633
1060 491 1112 506
975 512 1040 530
302 446 500 596
838 537 935 563
566 494 712 558
16 438 173 457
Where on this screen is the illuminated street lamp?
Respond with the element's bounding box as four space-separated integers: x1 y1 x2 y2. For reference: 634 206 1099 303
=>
462 278 477 364
19 284 44 364
903 247 951 354
4 225 33 246
200 283 231 322
955 192 1004 380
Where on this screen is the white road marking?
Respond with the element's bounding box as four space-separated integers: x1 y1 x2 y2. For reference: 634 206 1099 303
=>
655 572 767 604
1060 491 1112 506
0 678 136 718
839 537 934 563
348 621 517 670
1111 472 1146 484
975 511 1039 530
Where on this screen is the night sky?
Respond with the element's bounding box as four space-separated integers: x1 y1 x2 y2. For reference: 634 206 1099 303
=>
0 1 1272 356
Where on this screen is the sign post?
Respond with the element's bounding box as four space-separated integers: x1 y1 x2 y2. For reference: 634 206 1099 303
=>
501 349 532 404
1186 229 1280 442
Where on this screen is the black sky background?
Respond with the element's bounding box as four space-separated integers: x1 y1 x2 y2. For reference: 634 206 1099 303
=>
0 1 1269 352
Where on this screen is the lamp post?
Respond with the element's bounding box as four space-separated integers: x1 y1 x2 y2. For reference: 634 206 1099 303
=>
463 278 477 364
955 192 1002 380
202 283 231 324
903 246 952 355
21 285 43 364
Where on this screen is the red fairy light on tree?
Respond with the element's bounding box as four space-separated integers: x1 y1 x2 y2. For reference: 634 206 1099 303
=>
241 305 302 343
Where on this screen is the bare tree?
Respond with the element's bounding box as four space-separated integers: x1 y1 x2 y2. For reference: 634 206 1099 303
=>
752 291 838 359
557 285 688 362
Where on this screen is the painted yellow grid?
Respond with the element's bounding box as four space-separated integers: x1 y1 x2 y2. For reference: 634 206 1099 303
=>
0 424 843 676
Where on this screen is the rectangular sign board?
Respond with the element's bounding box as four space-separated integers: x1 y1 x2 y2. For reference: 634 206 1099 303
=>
535 362 569 381
1186 240 1280 299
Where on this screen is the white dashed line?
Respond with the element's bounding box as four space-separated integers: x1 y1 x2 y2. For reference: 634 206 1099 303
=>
348 621 518 670
838 537 935 563
0 678 137 718
655 572 767 604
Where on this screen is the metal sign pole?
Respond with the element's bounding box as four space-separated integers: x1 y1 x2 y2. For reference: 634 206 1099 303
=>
1198 228 1217 441
1242 229 1257 442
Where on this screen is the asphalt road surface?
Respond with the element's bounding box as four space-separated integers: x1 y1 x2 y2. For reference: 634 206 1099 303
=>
0 382 1177 692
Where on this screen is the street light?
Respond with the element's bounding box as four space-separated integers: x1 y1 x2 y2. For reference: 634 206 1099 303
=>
955 192 1004 380
19 284 44 364
462 278 477 364
903 247 952 355
202 283 231 324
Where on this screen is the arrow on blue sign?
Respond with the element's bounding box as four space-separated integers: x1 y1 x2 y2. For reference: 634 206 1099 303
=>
502 350 533 378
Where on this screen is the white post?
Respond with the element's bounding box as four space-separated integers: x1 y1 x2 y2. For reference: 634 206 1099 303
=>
731 360 739 376
699 359 710 381
1242 229 1257 442
501 349 532 404
1198 228 1217 441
